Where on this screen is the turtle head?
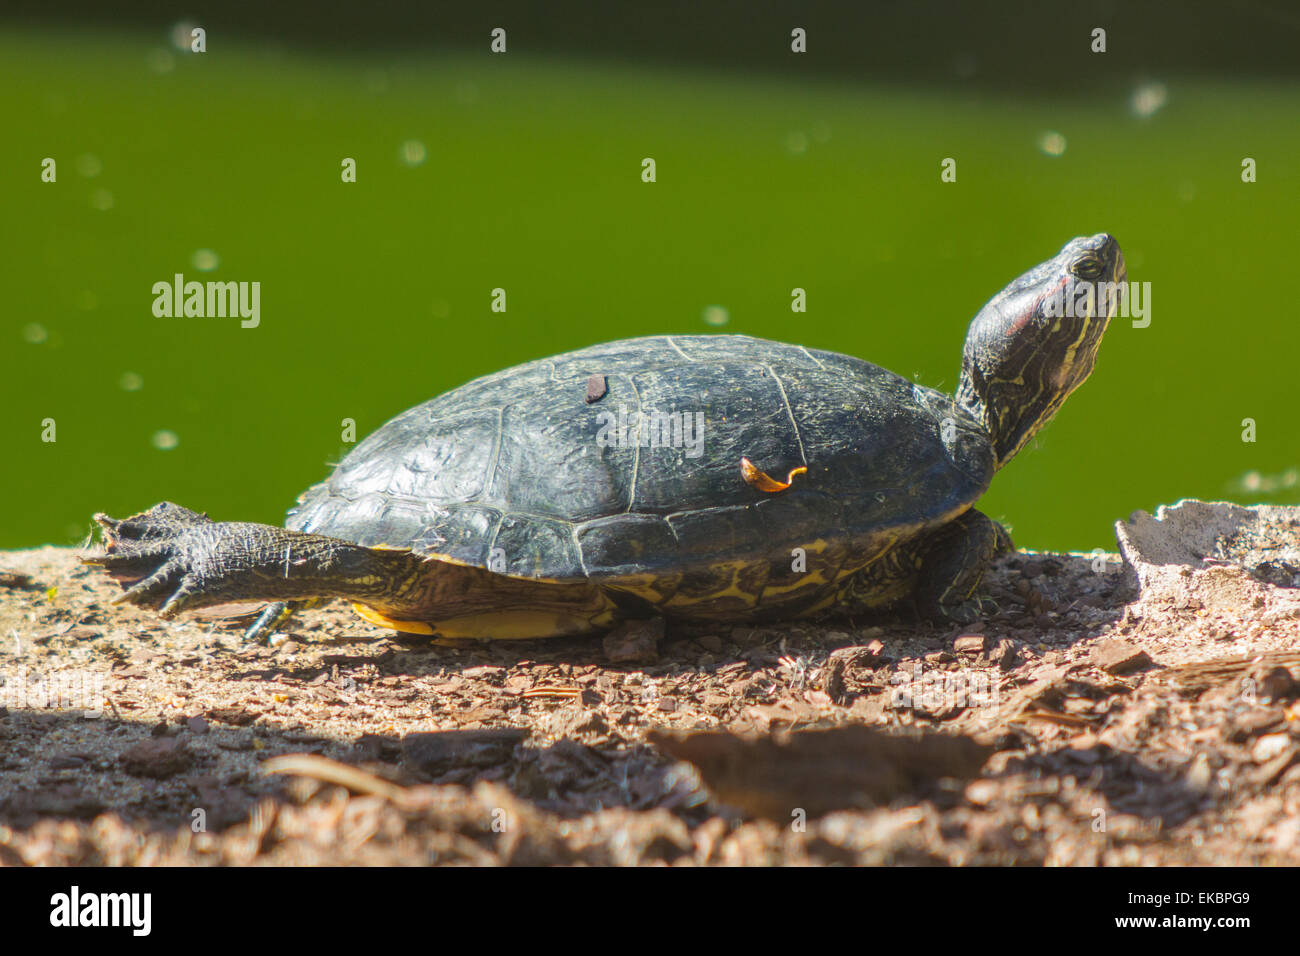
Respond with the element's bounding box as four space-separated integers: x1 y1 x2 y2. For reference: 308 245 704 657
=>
957 233 1125 470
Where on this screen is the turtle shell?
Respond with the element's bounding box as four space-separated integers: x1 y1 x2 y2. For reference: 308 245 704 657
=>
287 334 993 615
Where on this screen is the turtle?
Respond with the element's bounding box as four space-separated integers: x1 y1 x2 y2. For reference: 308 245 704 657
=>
85 233 1125 641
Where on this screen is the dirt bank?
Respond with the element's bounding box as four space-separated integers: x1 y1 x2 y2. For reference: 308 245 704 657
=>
1 500 1298 865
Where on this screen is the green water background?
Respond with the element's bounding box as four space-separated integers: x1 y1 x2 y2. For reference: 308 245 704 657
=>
4 29 1299 552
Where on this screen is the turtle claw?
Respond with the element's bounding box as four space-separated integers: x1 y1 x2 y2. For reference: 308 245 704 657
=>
159 582 203 618
109 565 202 617
86 502 373 629
93 502 212 547
112 561 184 611
84 539 175 580
83 503 225 616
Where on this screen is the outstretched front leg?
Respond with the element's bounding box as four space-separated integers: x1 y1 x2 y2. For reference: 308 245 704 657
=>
914 508 1013 625
83 502 421 623
84 502 620 643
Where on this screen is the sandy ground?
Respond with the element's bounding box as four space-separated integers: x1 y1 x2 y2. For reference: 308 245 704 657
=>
2 499 1299 866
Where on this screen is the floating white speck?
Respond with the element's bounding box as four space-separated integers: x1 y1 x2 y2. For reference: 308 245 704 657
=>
147 49 175 74
76 154 102 177
785 131 809 155
120 372 143 392
702 305 729 327
1232 467 1298 495
401 140 427 166
455 80 479 105
1037 131 1067 157
90 188 113 211
76 290 98 311
1130 81 1168 119
192 249 220 271
171 21 200 52
430 299 451 319
23 323 48 345
152 430 179 450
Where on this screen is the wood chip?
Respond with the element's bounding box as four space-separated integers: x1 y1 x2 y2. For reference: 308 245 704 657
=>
651 725 992 819
818 657 846 702
0 570 45 591
262 753 415 806
401 729 527 775
208 706 260 726
1227 707 1284 742
122 738 191 778
1092 638 1155 675
602 618 662 664
1012 705 1098 728
1253 733 1292 763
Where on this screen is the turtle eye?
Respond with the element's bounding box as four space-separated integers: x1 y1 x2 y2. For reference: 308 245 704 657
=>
1071 256 1104 279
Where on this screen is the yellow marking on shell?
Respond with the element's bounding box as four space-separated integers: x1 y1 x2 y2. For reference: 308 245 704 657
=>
740 457 807 493
662 562 758 609
760 570 831 598
756 538 838 598
415 549 476 567
417 549 570 584
352 603 435 635
794 592 843 617
827 574 914 612
427 608 618 640
604 572 680 603
352 602 617 640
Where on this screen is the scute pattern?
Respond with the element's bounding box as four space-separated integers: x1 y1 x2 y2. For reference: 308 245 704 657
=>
287 335 994 602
